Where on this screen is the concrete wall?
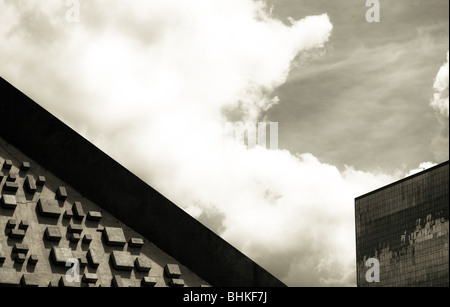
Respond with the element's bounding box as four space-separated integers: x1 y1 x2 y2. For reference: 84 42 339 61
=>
0 77 285 287
1 138 210 287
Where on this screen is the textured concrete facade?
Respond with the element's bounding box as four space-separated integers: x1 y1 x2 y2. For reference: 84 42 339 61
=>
0 77 285 287
0 139 209 287
355 161 449 287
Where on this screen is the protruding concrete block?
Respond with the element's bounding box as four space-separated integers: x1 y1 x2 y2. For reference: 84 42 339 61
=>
21 274 39 287
135 256 151 272
169 278 185 287
37 198 61 218
59 276 79 287
15 253 26 263
6 173 17 182
64 208 74 219
19 220 30 230
73 201 85 220
70 233 81 243
3 181 19 192
112 275 124 287
141 277 157 287
28 254 39 265
103 227 127 247
87 211 102 221
0 269 20 287
3 159 13 170
13 243 29 254
25 175 37 193
57 186 68 200
165 264 182 278
1 194 17 209
83 234 93 244
9 229 26 239
51 247 73 266
87 248 101 268
36 176 46 186
67 223 83 234
20 161 30 171
129 238 144 248
45 226 62 242
83 273 98 283
79 256 88 268
6 218 17 228
0 243 6 263
111 251 134 271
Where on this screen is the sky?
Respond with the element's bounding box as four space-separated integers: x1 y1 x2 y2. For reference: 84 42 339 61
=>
0 0 448 286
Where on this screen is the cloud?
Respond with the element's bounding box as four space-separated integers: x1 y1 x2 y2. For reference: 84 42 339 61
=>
405 161 437 177
0 0 409 286
430 51 450 162
431 51 449 117
405 51 448 189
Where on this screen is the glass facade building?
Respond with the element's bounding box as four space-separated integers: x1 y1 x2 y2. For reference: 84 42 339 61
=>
355 161 449 287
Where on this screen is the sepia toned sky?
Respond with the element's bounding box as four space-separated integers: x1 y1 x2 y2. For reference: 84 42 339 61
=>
266 0 449 173
0 0 448 286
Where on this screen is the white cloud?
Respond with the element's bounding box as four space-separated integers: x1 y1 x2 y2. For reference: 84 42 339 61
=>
0 0 404 286
405 161 437 177
429 51 450 162
431 51 449 117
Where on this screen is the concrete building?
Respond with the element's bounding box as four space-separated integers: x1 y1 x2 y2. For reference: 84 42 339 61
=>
355 161 449 287
0 77 285 287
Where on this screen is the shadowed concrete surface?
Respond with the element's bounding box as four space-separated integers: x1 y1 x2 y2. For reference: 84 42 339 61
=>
0 76 286 287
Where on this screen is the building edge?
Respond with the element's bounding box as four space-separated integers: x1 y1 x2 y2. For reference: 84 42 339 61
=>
355 160 449 201
0 76 286 287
